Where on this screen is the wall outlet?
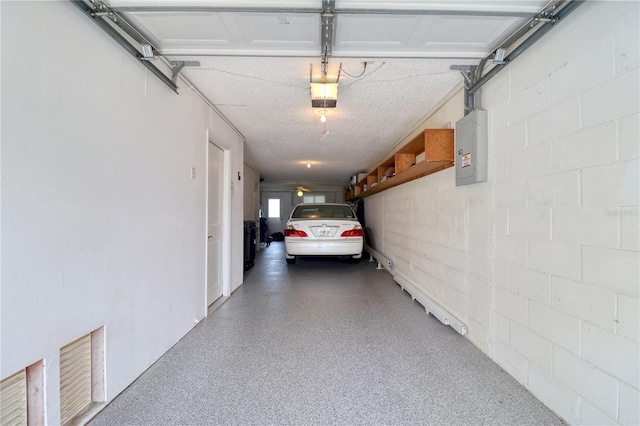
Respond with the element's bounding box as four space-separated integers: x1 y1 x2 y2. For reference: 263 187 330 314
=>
191 167 196 179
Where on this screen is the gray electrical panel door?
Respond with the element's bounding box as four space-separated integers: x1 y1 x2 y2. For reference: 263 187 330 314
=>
455 109 488 186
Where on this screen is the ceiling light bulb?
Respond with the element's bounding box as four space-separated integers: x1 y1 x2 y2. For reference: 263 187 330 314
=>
307 163 311 168
320 112 327 123
297 190 303 197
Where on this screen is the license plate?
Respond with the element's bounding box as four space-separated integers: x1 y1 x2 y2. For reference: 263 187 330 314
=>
316 228 332 237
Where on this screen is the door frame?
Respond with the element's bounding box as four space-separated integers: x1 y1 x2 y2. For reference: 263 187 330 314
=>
220 146 231 297
205 134 231 313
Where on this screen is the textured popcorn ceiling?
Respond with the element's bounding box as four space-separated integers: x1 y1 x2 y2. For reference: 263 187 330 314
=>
179 57 470 185
115 0 548 187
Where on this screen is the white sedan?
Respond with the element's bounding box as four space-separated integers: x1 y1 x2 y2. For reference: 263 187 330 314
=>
284 203 363 264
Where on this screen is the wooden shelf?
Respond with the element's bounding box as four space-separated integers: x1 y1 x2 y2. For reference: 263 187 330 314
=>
395 153 416 174
346 128 454 201
357 161 453 197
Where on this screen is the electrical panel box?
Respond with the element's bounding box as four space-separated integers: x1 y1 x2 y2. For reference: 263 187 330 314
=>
455 109 488 186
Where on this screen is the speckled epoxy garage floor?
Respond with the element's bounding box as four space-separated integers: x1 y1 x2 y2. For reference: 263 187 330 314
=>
89 242 563 426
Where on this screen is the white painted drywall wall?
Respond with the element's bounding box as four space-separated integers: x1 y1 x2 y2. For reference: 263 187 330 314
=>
244 164 260 222
365 2 639 425
1 1 244 423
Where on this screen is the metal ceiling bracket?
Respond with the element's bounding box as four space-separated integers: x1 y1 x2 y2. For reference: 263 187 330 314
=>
171 63 185 83
450 65 478 115
170 61 201 84
451 65 478 85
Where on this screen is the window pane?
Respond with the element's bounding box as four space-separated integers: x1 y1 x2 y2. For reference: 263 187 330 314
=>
303 195 325 203
267 199 280 218
292 204 354 219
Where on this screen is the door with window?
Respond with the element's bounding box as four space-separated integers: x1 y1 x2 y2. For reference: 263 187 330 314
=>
262 192 293 237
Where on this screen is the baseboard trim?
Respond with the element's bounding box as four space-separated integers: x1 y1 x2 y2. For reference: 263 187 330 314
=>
394 272 467 336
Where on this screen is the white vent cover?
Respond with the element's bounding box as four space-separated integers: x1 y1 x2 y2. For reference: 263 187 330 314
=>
60 334 92 425
0 369 27 426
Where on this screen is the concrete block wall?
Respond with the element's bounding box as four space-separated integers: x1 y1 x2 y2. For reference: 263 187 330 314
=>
366 2 639 424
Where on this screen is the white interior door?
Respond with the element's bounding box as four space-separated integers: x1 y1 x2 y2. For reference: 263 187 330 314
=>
207 142 224 306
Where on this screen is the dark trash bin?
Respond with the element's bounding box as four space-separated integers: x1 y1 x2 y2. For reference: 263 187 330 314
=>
259 217 270 246
243 221 256 271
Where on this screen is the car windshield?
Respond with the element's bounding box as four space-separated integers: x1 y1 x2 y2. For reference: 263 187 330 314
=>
291 205 355 219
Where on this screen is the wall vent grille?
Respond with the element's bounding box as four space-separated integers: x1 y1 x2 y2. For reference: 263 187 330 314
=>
60 334 92 425
0 369 27 426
